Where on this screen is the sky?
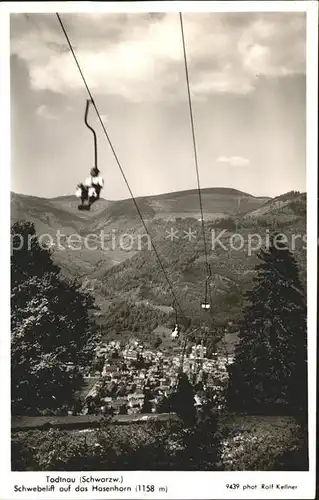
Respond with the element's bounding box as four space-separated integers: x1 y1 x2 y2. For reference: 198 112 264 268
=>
10 11 306 200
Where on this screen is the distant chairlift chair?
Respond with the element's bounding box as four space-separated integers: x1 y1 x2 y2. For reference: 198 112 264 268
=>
201 264 212 311
171 324 180 339
171 300 180 339
76 99 104 211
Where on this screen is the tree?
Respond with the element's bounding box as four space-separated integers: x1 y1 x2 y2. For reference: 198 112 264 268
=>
11 221 99 415
156 395 172 414
11 221 59 286
170 373 196 426
92 355 105 375
227 233 307 415
153 336 162 349
142 388 153 413
119 404 128 415
12 429 91 471
142 399 153 413
176 402 222 470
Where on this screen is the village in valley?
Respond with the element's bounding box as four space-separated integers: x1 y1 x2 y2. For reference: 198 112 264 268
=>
78 325 235 417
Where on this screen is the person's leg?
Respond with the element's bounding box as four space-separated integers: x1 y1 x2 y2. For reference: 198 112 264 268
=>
76 184 84 204
82 186 89 205
88 186 98 207
88 195 98 206
95 185 101 199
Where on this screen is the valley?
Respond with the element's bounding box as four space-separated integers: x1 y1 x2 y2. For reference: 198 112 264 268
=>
11 187 306 341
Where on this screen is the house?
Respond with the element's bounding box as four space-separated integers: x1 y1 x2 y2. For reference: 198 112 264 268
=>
110 397 128 414
128 397 144 409
172 357 180 367
128 406 140 415
172 346 181 353
144 350 154 359
125 351 138 361
65 362 75 372
102 396 113 404
110 402 125 414
184 360 195 371
102 366 114 376
128 391 145 410
127 393 138 401
115 397 128 404
190 344 207 359
134 390 144 398
160 385 170 394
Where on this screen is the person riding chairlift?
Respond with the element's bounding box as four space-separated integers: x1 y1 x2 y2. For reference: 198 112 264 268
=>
171 324 180 339
76 167 104 208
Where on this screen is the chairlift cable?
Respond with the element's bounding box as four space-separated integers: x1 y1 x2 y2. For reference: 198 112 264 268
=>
179 13 212 312
55 13 187 322
179 13 210 277
179 13 214 372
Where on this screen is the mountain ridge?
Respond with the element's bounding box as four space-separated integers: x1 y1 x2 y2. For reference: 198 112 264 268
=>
11 187 306 334
12 186 272 203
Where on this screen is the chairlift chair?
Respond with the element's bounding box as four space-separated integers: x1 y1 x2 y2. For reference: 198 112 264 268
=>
171 324 180 339
201 264 212 311
77 99 103 211
201 302 211 311
171 299 180 338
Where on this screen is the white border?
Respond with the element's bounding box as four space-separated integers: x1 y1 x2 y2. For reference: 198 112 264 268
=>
0 2 317 499
3 0 317 13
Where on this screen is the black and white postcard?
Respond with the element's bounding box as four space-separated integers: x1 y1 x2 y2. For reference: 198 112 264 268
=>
0 1 317 499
